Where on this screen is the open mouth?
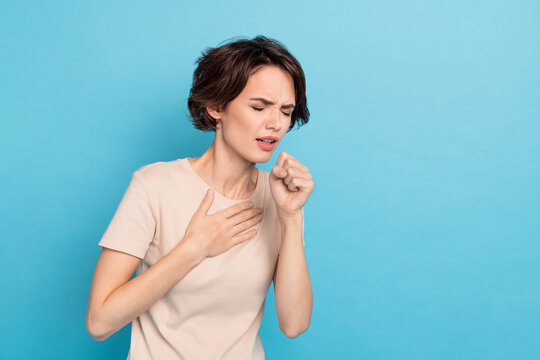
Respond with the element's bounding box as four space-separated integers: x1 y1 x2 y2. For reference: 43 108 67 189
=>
256 138 277 144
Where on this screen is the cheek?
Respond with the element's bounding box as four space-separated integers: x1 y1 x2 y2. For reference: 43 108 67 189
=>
281 117 292 133
236 110 259 132
285 116 292 127
222 113 255 142
239 113 255 128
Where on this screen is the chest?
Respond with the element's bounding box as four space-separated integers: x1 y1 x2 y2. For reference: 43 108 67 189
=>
139 186 282 297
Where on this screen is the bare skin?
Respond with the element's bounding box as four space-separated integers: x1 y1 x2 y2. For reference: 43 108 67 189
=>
189 64 295 200
86 192 263 341
86 64 313 340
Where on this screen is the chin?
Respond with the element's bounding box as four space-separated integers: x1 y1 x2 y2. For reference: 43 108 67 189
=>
246 152 272 164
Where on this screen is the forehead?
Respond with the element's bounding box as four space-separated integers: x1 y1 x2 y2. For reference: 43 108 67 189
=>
241 66 295 102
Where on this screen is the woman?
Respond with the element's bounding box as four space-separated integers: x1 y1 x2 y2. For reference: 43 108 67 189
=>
86 35 314 359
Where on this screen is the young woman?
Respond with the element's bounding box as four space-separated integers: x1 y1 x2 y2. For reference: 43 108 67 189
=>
86 35 314 359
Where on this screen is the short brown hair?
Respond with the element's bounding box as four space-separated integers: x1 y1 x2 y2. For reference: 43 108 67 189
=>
186 35 310 133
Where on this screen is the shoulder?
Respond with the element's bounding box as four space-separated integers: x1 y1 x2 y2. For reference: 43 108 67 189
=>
131 158 185 190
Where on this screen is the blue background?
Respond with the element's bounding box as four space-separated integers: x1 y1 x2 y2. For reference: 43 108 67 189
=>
1 1 539 359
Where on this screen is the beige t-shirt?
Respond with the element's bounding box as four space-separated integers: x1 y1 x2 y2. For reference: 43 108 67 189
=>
98 157 304 359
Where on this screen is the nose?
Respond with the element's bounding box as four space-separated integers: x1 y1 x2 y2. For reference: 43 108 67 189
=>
266 109 281 131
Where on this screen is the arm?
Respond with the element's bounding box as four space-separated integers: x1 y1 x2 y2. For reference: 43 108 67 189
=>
86 241 203 341
272 211 313 338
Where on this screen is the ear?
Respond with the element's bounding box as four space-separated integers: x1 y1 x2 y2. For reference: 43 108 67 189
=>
206 105 223 121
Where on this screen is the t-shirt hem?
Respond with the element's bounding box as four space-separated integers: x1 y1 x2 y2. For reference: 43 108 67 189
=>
98 242 146 259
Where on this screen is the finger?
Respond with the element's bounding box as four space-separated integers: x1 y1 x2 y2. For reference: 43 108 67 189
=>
227 207 263 227
283 167 310 185
270 164 287 180
282 155 308 172
276 152 310 180
231 227 258 245
276 151 288 169
221 200 254 219
231 213 263 236
286 176 313 192
196 189 215 216
274 152 298 179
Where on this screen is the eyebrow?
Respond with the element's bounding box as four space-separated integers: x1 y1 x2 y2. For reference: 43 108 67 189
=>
249 97 295 110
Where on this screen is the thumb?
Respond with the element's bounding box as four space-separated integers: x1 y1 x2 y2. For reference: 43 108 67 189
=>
196 189 214 216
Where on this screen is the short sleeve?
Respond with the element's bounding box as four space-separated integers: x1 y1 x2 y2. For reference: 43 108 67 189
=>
98 171 156 259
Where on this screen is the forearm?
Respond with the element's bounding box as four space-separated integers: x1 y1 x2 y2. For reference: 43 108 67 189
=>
91 241 204 341
273 213 313 337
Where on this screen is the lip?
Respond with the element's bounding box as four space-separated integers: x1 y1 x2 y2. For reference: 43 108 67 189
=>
256 136 279 141
256 138 277 151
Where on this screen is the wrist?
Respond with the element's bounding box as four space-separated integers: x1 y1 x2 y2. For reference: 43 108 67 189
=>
174 237 207 266
278 210 303 229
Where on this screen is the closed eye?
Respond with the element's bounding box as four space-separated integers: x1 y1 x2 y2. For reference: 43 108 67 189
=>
251 106 292 117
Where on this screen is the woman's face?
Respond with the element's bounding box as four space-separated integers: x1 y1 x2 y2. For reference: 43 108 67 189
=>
208 65 295 163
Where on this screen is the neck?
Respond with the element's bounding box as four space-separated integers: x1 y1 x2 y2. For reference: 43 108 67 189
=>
189 139 258 200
